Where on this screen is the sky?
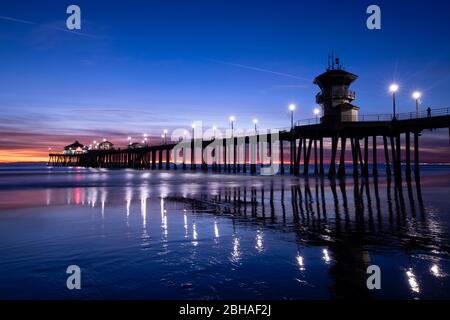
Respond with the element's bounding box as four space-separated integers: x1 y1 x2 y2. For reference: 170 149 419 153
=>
0 0 449 162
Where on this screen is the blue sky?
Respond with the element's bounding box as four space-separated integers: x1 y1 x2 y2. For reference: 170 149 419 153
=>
0 0 449 160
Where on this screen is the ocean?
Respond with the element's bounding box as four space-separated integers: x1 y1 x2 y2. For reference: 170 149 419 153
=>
0 164 449 299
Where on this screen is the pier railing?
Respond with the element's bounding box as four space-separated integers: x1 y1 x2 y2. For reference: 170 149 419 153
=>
340 107 450 122
293 107 449 126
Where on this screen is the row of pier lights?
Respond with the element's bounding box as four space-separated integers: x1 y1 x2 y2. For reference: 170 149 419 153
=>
48 84 423 152
119 104 321 148
122 82 423 147
389 83 422 119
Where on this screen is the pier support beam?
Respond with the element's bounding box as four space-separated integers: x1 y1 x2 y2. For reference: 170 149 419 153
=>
191 139 196 170
166 149 170 170
151 151 156 170
372 136 378 176
302 138 307 175
289 134 296 174
405 132 411 177
223 138 228 172
351 138 358 177
337 136 347 178
357 138 364 176
390 136 397 176
182 145 186 170
280 138 285 174
294 139 302 176
383 136 391 176
363 136 369 176
414 132 420 177
395 134 402 177
314 139 318 175
250 137 256 174
328 137 338 178
303 139 313 176
319 137 324 175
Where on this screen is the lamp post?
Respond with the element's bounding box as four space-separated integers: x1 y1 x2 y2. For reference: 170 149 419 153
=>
191 124 196 170
412 91 421 118
143 133 148 146
127 137 131 146
229 116 235 137
182 130 187 170
163 130 168 145
253 119 258 134
389 84 399 120
288 104 296 173
289 104 296 129
314 108 320 124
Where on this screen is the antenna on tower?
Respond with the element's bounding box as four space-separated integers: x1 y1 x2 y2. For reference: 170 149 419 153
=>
331 50 335 70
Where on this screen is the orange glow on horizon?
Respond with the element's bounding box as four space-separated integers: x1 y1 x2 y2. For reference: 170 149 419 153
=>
0 148 49 163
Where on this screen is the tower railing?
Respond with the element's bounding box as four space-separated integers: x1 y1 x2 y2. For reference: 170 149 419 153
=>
316 90 356 103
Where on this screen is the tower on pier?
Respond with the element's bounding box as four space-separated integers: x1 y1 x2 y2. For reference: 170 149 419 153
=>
314 57 359 124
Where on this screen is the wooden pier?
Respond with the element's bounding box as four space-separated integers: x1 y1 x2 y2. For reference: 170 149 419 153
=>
48 107 450 178
48 65 450 178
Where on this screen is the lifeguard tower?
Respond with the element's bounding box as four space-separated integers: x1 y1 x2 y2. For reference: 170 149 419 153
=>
314 57 359 125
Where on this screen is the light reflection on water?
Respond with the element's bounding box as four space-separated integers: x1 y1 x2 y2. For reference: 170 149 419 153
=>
0 166 450 299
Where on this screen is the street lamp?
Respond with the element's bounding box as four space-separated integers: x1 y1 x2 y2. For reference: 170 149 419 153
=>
314 108 320 123
127 136 131 145
412 91 421 118
229 116 235 137
289 104 296 129
191 124 195 139
253 119 258 134
163 129 168 144
389 84 399 120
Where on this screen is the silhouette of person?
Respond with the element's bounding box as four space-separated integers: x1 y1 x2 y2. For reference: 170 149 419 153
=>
427 107 431 117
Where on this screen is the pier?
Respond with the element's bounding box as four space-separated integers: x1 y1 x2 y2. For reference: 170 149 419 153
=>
48 63 450 179
48 107 450 178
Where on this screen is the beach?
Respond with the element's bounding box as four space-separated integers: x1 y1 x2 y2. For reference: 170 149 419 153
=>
0 164 449 299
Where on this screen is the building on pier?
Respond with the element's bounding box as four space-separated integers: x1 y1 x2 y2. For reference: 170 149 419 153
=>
128 142 144 149
98 140 114 150
314 57 359 124
64 141 86 154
